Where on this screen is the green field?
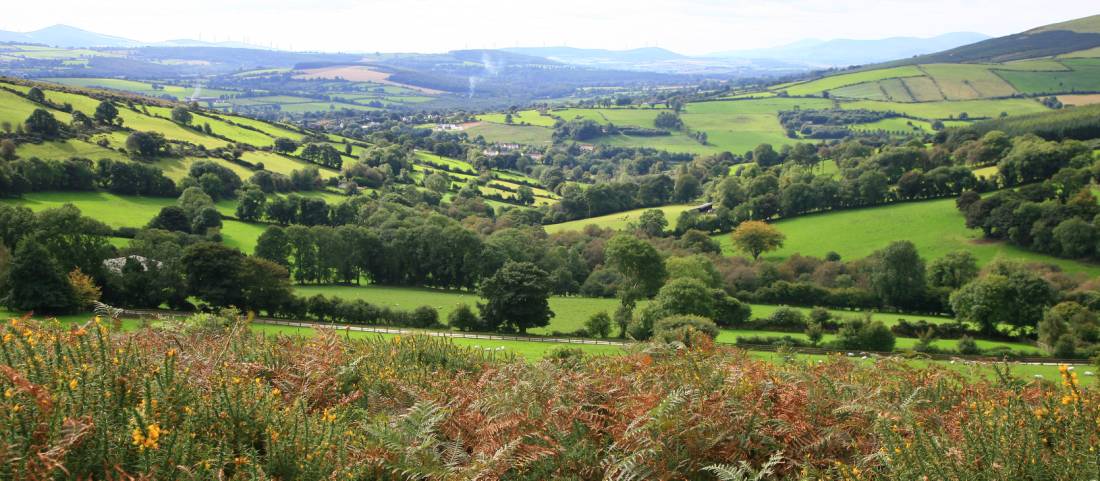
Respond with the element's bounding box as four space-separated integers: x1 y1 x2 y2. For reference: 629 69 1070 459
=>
0 191 266 253
14 138 128 162
478 109 558 127
679 98 835 154
781 66 925 96
839 98 1048 120
543 204 698 234
713 197 1100 276
465 122 554 144
42 78 236 100
294 284 972 333
998 58 1100 95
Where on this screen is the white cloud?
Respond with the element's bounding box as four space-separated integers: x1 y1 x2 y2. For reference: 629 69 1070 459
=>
0 0 1096 54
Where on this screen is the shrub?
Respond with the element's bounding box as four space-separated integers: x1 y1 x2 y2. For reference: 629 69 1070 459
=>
585 311 612 338
408 306 440 329
805 321 824 346
835 316 896 352
957 335 981 355
653 314 719 345
767 306 807 329
448 303 482 331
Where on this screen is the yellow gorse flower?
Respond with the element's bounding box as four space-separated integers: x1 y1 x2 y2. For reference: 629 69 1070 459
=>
132 423 163 451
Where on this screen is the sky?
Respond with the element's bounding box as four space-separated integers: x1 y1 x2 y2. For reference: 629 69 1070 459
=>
1 0 1097 55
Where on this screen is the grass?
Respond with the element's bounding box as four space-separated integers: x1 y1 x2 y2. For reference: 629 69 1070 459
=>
41 78 235 100
839 98 1048 120
678 98 835 154
901 76 946 102
998 58 1100 95
0 191 266 253
543 204 698 234
829 81 889 101
0 88 63 127
14 139 128 162
478 109 558 128
40 89 229 150
464 122 553 145
921 64 1018 99
780 66 925 96
712 196 1100 276
293 284 981 339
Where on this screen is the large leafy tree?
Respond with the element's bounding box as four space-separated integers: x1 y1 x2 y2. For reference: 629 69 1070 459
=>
927 250 979 289
94 101 118 124
950 265 1056 334
605 234 666 300
870 241 926 309
238 257 292 315
181 242 245 308
25 109 62 138
729 220 785 260
2 236 75 313
479 261 553 334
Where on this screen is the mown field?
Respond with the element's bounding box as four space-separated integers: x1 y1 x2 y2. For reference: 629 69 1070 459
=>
712 196 1100 276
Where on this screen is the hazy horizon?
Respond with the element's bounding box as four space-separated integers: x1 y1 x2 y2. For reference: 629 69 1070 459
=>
0 0 1097 55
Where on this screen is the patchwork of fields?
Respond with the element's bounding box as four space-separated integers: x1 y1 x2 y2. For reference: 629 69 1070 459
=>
778 59 1100 105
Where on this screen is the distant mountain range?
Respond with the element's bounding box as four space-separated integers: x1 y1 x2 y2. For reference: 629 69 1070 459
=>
499 33 991 73
708 32 992 67
0 24 267 50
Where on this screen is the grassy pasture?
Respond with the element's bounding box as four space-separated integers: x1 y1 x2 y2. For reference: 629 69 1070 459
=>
679 98 834 154
239 150 339 179
13 139 128 162
209 113 306 142
41 78 236 100
921 64 1017 99
40 89 229 149
839 98 1048 120
294 285 972 335
998 58 1100 94
543 204 698 234
900 76 946 102
478 109 558 127
464 122 554 145
292 285 1047 358
0 191 265 253
878 78 915 102
829 81 888 100
712 196 1100 276
780 66 924 96
1061 46 1100 58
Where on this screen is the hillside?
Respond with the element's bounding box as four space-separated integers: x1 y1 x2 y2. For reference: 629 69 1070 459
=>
759 15 1100 109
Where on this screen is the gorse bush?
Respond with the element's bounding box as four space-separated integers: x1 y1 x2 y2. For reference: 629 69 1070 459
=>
1 315 1097 480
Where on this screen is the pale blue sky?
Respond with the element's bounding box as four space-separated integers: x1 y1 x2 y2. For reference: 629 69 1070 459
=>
2 0 1097 54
